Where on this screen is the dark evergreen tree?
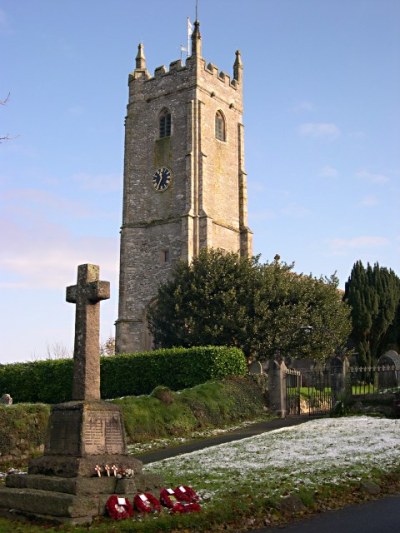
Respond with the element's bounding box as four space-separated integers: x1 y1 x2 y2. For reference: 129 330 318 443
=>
344 261 400 365
148 249 351 362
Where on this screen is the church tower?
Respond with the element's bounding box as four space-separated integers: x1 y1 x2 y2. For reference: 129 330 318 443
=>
116 21 253 354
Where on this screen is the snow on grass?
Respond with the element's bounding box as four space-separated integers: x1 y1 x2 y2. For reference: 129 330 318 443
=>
145 417 400 501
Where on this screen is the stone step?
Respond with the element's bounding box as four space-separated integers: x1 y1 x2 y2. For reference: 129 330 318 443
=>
5 473 118 495
0 486 100 519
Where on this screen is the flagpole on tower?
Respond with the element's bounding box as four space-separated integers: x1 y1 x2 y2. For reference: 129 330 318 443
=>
187 17 193 57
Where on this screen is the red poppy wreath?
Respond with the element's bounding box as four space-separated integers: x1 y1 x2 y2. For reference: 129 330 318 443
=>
106 495 134 520
160 487 186 513
174 485 201 503
160 487 201 513
133 492 161 513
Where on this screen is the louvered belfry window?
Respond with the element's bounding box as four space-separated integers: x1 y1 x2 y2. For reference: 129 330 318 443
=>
159 110 171 138
215 111 226 141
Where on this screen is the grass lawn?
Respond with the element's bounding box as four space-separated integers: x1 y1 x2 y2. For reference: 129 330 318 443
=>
0 416 399 532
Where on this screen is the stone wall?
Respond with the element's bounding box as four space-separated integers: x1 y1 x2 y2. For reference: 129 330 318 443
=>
116 39 252 354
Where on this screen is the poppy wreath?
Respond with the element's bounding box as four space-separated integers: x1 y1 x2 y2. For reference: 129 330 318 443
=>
174 485 200 503
181 501 202 513
159 488 186 513
133 492 161 513
106 495 134 520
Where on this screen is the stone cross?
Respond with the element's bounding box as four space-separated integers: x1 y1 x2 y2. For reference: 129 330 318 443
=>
66 264 110 401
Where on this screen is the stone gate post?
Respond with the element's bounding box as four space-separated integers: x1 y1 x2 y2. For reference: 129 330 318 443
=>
268 359 288 418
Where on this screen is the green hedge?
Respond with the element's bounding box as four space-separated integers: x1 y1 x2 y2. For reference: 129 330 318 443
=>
0 346 247 404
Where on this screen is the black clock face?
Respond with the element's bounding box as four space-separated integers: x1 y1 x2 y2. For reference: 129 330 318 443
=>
152 167 172 191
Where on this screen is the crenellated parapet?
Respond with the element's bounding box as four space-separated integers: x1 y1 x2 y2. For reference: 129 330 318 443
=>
128 44 242 95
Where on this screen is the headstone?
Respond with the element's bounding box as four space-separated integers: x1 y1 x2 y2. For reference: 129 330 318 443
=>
377 350 400 388
0 264 162 524
0 394 12 405
330 356 349 401
248 360 263 375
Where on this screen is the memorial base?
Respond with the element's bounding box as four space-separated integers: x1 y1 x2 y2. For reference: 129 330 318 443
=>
0 400 164 524
0 472 163 525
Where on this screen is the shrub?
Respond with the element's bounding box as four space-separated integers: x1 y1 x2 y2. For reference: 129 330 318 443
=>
0 346 246 404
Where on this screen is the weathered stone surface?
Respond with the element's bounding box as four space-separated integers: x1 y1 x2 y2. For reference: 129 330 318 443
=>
28 453 143 478
41 401 128 458
6 473 124 495
66 264 110 401
0 487 100 518
135 472 165 493
115 478 136 494
278 495 306 514
360 480 381 495
116 23 252 354
249 360 263 375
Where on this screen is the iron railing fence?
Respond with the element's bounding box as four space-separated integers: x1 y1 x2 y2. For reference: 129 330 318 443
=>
284 364 399 416
348 365 399 397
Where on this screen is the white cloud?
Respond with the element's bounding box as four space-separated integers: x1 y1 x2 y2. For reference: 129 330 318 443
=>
320 165 338 178
298 122 340 139
356 170 389 184
0 216 119 290
360 195 378 207
329 235 389 255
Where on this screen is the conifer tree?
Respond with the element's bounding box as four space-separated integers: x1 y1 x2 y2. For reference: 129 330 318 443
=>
344 261 400 365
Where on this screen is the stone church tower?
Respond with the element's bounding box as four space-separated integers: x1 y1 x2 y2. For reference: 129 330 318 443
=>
116 21 252 354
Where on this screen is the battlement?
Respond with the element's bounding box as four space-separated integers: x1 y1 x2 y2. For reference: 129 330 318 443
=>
131 56 239 90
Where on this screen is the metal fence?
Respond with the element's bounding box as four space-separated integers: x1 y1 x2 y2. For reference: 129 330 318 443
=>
284 364 399 416
349 365 399 397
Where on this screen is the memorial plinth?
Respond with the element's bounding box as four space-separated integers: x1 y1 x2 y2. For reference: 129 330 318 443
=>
28 400 142 478
0 265 162 524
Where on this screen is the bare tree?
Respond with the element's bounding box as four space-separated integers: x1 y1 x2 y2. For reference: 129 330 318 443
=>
100 336 116 356
46 342 72 359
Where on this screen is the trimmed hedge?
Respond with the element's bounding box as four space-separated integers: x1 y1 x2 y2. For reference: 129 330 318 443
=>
0 346 247 404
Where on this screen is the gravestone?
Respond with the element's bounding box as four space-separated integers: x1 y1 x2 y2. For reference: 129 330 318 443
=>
248 360 263 375
377 350 400 388
0 264 162 524
0 394 12 405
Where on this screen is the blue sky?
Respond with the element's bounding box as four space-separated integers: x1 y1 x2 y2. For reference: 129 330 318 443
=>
1 0 399 363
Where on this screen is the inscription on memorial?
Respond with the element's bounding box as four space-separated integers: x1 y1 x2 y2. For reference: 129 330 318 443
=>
83 411 124 455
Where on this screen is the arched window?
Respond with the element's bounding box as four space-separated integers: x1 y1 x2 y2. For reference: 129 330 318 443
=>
215 110 226 141
159 109 171 138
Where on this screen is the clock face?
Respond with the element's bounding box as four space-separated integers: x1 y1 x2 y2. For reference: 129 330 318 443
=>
152 167 172 191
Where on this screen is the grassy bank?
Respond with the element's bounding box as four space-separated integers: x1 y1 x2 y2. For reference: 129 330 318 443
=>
0 376 268 467
115 376 268 443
